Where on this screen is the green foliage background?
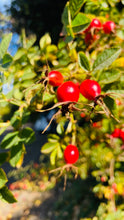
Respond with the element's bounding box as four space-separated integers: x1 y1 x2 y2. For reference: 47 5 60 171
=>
1 0 124 219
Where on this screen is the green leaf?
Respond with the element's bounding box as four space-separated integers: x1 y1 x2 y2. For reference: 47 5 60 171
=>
61 2 69 27
41 142 58 154
57 145 63 159
106 90 124 95
1 54 13 68
71 13 91 33
69 0 86 19
103 96 117 116
9 143 23 167
116 29 124 40
0 152 9 166
39 33 51 50
48 134 60 143
13 48 26 61
78 51 91 72
98 69 120 84
0 33 12 59
21 66 36 81
1 131 20 149
20 127 35 145
56 121 65 135
0 168 8 189
0 186 17 203
26 35 36 49
93 48 122 72
50 149 57 165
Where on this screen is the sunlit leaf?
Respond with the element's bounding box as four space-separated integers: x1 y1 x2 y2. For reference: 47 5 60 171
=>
78 51 91 72
93 48 122 71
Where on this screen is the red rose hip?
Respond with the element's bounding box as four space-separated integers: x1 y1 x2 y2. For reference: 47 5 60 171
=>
80 79 101 100
84 18 102 33
64 144 79 164
48 70 64 87
103 21 115 34
120 130 124 141
57 81 80 102
111 128 121 138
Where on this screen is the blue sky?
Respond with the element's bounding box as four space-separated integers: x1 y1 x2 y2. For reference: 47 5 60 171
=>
0 0 11 13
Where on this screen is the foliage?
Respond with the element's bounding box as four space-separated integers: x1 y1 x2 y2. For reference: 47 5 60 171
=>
1 0 124 219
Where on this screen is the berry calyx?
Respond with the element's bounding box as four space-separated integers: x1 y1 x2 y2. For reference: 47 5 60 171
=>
48 70 64 87
80 79 101 100
64 144 79 164
103 21 115 34
84 33 99 45
57 81 80 102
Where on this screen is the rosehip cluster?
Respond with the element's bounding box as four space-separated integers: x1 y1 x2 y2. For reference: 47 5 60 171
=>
84 18 116 45
56 79 101 103
111 128 124 142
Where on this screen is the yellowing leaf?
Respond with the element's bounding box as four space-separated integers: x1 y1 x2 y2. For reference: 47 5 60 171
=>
112 57 124 67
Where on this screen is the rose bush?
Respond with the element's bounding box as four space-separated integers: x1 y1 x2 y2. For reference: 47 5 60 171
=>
1 0 124 219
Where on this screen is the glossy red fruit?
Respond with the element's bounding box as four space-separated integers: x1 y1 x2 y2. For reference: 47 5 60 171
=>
57 81 80 102
48 70 64 87
84 18 102 33
80 79 101 100
103 21 115 34
120 130 124 141
90 18 102 29
64 144 79 164
111 128 121 138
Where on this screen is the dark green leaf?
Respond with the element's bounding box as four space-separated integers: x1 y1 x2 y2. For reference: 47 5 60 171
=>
9 143 23 167
0 186 17 203
61 2 69 27
0 153 9 166
20 127 35 145
69 0 86 19
0 168 8 189
78 51 91 72
103 96 117 116
93 48 122 71
1 54 13 68
1 131 20 149
10 115 21 129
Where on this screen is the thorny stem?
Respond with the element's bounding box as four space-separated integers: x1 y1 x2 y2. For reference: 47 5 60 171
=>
42 109 61 134
70 113 77 146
